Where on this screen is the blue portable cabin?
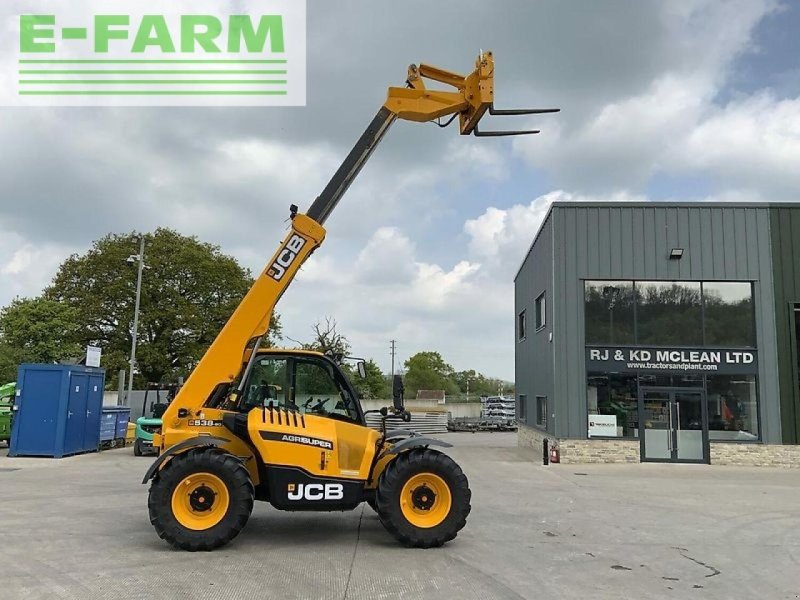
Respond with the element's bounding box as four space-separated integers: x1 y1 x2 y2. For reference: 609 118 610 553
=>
9 364 105 458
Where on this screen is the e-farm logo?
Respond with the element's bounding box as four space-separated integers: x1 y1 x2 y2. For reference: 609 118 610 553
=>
1 0 306 106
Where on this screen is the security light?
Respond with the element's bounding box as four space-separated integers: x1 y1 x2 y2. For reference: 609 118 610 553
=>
669 248 684 260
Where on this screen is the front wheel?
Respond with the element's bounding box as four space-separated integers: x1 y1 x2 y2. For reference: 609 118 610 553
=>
376 448 471 548
148 448 254 551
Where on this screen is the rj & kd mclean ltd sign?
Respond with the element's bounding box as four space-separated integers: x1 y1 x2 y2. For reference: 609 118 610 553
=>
586 346 758 375
0 0 306 106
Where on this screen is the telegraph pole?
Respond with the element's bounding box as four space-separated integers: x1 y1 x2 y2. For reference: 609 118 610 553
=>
389 339 397 376
127 236 146 404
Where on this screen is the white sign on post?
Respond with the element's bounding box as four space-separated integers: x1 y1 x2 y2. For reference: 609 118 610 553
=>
86 345 102 367
588 414 617 437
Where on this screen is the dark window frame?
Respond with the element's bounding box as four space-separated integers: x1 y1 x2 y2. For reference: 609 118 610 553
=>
536 396 547 428
704 372 761 443
586 371 640 440
701 281 757 348
518 394 527 420
583 279 757 349
518 310 527 342
535 292 546 331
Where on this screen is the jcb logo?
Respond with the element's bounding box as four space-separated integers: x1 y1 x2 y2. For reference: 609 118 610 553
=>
267 234 306 281
287 483 343 501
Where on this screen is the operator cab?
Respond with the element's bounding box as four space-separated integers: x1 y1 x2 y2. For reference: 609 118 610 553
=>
228 350 365 425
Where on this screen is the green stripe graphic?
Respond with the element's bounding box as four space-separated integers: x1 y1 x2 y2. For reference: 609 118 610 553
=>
19 90 289 95
20 70 287 75
19 59 287 64
20 80 287 85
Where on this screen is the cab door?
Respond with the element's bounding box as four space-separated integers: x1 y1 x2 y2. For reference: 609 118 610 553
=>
292 357 378 477
247 354 379 480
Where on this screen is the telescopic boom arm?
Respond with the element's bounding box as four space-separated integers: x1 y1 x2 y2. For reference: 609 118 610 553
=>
160 51 557 427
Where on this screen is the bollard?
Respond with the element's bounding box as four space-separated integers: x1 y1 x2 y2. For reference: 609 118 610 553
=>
543 438 549 465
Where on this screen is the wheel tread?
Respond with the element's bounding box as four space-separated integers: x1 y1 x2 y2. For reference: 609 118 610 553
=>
375 448 471 548
148 447 254 551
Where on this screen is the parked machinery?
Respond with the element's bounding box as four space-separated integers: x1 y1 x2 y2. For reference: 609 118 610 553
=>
141 51 556 551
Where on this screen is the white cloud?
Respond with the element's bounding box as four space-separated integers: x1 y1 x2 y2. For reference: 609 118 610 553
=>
0 229 73 302
464 190 645 278
678 93 800 195
512 0 789 195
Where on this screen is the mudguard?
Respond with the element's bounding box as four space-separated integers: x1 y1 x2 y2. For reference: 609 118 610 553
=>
141 435 230 484
384 429 417 440
378 435 452 459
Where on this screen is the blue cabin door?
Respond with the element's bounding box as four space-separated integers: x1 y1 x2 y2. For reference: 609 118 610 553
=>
83 375 104 450
65 374 88 455
13 368 61 455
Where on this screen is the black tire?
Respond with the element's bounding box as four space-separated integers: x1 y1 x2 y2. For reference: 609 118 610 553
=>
133 438 144 457
148 448 254 551
376 448 471 548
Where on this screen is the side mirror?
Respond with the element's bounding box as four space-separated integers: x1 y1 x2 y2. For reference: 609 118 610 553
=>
356 360 367 379
392 374 405 412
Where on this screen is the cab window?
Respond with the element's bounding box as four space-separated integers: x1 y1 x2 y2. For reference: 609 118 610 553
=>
241 357 287 410
294 359 358 422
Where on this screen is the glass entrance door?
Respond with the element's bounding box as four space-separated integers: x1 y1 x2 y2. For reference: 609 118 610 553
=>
642 390 672 460
674 391 704 461
641 388 707 463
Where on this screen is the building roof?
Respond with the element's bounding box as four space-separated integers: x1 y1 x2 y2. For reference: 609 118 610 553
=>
514 200 800 281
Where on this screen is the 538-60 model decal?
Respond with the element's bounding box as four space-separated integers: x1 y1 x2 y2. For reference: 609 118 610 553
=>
259 431 333 450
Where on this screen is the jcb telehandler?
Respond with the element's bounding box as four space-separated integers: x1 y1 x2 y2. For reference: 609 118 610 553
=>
143 51 556 551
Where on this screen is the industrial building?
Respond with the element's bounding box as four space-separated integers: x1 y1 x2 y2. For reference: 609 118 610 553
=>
515 202 800 465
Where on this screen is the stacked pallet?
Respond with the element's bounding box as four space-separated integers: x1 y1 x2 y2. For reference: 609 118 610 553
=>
448 416 517 432
481 395 516 419
365 411 449 435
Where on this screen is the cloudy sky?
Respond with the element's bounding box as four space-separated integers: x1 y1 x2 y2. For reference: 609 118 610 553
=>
1 0 799 380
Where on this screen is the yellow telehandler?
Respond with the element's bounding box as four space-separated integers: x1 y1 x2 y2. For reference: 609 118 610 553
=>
142 51 557 551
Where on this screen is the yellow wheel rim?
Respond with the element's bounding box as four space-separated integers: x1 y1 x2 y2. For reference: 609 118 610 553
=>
400 472 452 529
171 472 230 531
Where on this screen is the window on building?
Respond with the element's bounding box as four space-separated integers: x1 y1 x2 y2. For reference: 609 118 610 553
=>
536 396 547 427
706 374 759 441
703 282 755 347
518 310 526 341
636 281 702 345
584 281 635 344
518 394 526 420
586 372 639 438
535 292 546 330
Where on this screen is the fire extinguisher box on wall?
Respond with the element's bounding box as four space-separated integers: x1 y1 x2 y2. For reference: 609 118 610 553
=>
9 364 106 458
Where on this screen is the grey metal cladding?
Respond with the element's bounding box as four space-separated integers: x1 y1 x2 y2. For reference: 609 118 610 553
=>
521 203 780 442
769 207 800 444
515 213 554 430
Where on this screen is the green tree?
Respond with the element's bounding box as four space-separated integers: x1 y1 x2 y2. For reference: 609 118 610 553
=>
403 351 459 398
44 228 281 387
349 359 389 400
0 298 83 381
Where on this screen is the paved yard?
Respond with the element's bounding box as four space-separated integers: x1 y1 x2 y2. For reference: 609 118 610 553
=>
2 433 799 600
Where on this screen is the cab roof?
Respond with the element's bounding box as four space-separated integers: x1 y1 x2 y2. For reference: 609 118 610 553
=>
257 348 326 358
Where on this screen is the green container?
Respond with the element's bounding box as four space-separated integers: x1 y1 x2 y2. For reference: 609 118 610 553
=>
0 382 15 445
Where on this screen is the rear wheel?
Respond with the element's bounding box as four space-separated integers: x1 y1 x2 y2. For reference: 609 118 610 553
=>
148 448 254 551
133 438 144 456
376 448 471 548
